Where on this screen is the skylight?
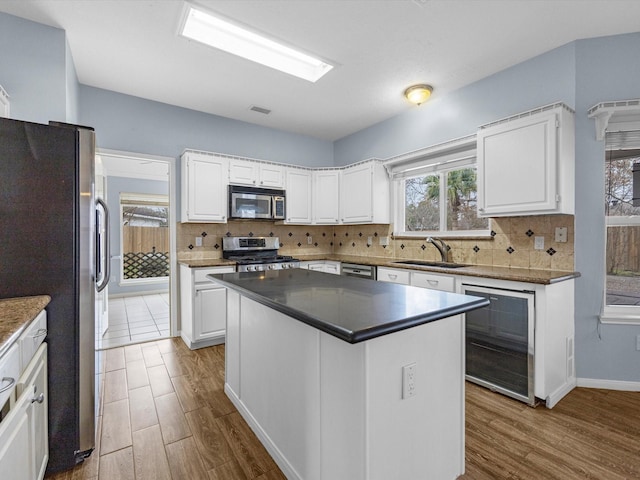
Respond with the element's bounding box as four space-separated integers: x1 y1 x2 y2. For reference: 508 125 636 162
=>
179 4 334 82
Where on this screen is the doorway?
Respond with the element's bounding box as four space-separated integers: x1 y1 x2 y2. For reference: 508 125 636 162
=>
96 149 177 350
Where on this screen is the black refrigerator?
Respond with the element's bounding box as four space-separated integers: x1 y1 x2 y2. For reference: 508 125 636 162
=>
0 117 101 473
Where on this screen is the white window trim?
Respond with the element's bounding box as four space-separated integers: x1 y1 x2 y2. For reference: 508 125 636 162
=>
385 134 490 237
594 99 640 324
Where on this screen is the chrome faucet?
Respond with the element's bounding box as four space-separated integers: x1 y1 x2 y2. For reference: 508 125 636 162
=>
427 237 450 262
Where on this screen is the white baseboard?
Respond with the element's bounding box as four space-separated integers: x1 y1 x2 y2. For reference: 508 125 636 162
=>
545 378 577 408
108 289 169 298
576 377 640 392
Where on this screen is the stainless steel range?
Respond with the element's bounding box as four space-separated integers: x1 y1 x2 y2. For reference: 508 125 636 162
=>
223 236 300 272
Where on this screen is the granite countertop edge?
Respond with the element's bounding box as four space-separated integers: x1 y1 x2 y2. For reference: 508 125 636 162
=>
0 295 51 359
296 254 581 285
208 272 489 344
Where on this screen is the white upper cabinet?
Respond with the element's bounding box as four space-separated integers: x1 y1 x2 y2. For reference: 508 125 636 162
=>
476 104 574 217
229 159 284 188
339 161 390 224
313 170 340 224
284 168 312 224
181 151 228 223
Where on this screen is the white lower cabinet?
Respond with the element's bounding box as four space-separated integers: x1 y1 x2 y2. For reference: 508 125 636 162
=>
180 264 235 349
377 267 410 285
411 271 455 292
0 341 48 480
378 267 455 292
299 260 341 275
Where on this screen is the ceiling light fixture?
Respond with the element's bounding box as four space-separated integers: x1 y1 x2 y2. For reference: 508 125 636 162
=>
179 4 334 82
404 84 433 105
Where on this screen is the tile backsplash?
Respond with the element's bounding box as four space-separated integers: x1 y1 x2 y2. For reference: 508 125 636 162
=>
177 214 575 271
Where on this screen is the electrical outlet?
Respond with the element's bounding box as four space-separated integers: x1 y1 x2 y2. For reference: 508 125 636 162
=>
555 227 568 243
307 235 313 245
534 236 544 250
367 236 373 246
195 236 203 247
402 363 416 399
379 236 389 246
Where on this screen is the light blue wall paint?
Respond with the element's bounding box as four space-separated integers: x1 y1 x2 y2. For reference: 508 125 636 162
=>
333 42 576 165
573 32 640 382
79 86 334 167
65 38 79 123
0 12 68 123
107 176 170 296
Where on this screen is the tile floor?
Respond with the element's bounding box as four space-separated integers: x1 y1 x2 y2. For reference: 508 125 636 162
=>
97 294 170 350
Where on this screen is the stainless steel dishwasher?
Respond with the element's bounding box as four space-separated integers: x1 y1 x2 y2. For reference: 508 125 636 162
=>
341 263 377 280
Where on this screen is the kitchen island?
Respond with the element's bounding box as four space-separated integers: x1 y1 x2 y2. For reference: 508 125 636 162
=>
209 269 488 480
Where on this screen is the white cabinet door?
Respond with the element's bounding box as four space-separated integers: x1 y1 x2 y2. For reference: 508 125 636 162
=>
339 161 390 224
181 152 228 222
340 163 373 223
195 287 227 341
229 159 284 188
0 384 31 480
477 105 574 217
284 169 312 224
20 344 48 480
180 265 235 349
313 170 340 224
259 164 284 188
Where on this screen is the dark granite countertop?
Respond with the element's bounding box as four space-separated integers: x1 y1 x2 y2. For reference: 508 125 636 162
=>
178 258 236 268
0 295 50 358
208 269 489 344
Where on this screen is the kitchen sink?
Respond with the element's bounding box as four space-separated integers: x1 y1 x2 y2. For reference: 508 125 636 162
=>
392 260 467 269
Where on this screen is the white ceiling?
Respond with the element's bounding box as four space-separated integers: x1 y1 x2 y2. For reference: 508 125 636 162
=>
2 0 640 141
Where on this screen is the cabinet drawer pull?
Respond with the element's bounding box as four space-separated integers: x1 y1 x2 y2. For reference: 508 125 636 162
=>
427 280 439 285
389 274 397 280
0 377 15 393
32 328 47 339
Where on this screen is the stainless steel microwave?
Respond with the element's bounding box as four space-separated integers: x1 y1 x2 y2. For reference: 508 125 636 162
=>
229 185 286 220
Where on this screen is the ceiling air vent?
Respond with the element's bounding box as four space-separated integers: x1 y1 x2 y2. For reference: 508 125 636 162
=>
250 105 271 115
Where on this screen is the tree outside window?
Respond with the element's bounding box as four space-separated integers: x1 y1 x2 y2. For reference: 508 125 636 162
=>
404 167 488 233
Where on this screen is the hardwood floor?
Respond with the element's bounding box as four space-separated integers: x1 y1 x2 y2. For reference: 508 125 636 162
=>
45 337 640 480
461 382 640 480
45 338 285 480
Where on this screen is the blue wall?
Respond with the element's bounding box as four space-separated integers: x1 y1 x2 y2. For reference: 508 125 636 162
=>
79 86 334 167
0 12 73 123
107 176 169 296
333 42 576 164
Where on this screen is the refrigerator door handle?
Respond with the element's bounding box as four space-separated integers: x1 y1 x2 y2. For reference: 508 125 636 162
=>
96 198 110 292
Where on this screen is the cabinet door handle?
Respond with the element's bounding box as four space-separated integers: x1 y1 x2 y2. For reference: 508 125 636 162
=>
0 377 15 393
31 393 45 404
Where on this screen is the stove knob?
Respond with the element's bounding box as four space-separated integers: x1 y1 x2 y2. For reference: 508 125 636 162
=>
247 265 255 272
256 265 264 271
283 263 290 269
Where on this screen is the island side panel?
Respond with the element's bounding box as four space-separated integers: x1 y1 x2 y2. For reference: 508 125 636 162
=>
319 333 367 480
225 289 240 397
365 314 465 480
239 296 322 480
